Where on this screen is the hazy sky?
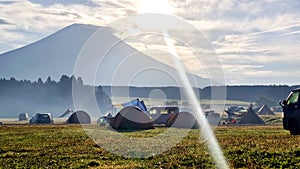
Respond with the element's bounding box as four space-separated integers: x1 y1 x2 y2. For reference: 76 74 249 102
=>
0 0 300 85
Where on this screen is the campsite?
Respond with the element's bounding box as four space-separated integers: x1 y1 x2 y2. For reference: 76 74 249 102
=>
0 97 297 168
0 1 300 168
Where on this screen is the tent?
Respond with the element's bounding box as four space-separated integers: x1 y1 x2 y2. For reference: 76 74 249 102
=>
257 104 275 115
110 106 154 130
166 112 199 129
67 110 91 124
121 98 148 113
59 109 73 118
239 106 265 125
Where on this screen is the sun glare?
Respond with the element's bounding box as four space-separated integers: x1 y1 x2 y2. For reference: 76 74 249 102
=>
137 0 170 14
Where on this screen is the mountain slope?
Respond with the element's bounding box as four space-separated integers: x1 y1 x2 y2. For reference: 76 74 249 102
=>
0 24 99 80
0 23 210 87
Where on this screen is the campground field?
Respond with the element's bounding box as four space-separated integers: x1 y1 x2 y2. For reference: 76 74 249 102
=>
1 124 300 168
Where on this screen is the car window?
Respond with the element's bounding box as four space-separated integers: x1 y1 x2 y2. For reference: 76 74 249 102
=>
287 92 299 105
160 110 169 114
149 109 157 115
168 109 176 114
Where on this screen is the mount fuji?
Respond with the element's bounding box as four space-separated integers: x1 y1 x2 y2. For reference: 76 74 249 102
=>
0 23 210 87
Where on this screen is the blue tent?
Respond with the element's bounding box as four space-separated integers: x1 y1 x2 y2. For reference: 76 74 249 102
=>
122 98 148 113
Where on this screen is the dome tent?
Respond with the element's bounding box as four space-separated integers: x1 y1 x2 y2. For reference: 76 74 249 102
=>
67 110 91 124
166 111 200 129
110 106 154 130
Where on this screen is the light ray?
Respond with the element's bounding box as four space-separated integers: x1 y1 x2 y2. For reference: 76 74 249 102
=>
162 29 229 169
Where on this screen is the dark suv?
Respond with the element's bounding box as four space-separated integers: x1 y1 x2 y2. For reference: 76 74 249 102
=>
30 113 54 124
280 88 300 135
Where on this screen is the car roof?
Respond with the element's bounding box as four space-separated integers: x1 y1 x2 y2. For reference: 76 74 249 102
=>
37 113 51 115
292 88 300 92
150 106 179 108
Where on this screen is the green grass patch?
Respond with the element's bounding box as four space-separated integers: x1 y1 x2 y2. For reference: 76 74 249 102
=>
0 125 299 168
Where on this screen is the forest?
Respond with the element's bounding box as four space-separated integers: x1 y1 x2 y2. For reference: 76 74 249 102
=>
102 85 298 107
0 75 298 118
0 75 112 118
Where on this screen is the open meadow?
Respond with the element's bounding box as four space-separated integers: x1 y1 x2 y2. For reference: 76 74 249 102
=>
1 124 300 168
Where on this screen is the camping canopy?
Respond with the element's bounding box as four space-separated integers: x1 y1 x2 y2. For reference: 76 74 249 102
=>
110 106 154 130
121 98 148 113
67 110 91 124
239 106 265 125
166 112 199 129
257 104 275 115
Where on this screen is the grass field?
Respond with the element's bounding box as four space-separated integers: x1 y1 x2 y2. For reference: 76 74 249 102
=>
1 124 300 168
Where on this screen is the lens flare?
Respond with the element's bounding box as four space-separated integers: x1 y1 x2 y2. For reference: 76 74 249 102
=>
74 14 228 164
162 30 229 169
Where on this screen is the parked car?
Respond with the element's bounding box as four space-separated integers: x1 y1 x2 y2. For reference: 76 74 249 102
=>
280 88 300 135
19 113 29 121
149 106 179 124
29 113 54 124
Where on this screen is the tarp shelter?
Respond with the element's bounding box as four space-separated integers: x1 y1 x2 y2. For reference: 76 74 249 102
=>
224 110 235 117
67 110 91 124
257 104 275 115
239 106 265 125
59 109 73 118
110 106 154 130
166 112 199 129
122 98 148 113
98 113 113 126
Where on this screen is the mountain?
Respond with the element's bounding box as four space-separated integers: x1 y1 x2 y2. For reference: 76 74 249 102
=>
0 23 210 87
0 24 100 81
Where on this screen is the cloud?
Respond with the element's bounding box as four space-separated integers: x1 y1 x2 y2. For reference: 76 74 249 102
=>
281 30 300 36
0 0 300 85
0 1 18 5
0 0 138 53
28 0 96 7
191 1 300 85
0 18 11 25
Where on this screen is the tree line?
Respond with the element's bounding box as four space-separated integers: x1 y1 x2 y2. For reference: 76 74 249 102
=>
102 85 299 107
1 75 298 118
0 75 112 118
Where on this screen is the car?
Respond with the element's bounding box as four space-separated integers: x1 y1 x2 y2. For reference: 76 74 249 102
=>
149 106 179 124
29 113 54 124
280 88 300 135
19 113 29 121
